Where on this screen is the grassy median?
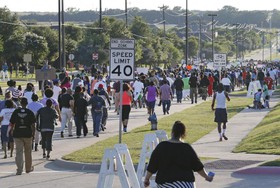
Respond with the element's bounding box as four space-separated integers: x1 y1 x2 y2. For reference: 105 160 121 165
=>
63 97 252 164
234 86 280 166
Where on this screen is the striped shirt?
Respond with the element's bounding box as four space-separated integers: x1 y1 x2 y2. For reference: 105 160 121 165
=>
157 181 195 188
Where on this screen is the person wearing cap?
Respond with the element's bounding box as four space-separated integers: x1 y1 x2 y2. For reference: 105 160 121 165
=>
93 75 107 90
8 97 36 175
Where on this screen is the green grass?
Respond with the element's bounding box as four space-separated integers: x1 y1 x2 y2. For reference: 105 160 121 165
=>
230 88 248 96
63 97 252 164
261 158 280 166
233 86 280 166
233 102 280 155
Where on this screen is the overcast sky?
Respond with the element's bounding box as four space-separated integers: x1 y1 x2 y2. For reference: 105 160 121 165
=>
0 0 279 12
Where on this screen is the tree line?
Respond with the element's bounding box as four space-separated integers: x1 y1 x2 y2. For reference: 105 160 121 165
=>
0 6 275 69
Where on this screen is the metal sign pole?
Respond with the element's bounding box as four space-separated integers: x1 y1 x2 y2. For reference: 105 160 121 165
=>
119 80 123 144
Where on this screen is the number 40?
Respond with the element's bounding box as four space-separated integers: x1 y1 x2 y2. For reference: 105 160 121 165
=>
112 65 132 77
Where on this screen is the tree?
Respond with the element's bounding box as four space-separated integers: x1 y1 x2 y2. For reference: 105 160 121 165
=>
130 16 151 39
30 27 58 62
0 7 23 62
0 36 3 53
24 32 49 67
188 36 199 58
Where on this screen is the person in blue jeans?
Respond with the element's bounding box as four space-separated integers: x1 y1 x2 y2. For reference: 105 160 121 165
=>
160 80 173 115
88 89 105 137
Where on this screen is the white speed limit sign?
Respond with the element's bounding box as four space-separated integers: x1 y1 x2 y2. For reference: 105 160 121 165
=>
110 39 135 80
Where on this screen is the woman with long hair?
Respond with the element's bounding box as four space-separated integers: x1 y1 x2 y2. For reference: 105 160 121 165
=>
121 83 133 132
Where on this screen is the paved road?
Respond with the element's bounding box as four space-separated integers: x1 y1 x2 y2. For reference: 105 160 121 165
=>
0 94 279 188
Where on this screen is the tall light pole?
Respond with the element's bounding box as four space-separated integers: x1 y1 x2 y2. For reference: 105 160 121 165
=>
159 5 168 38
61 0 65 68
186 0 188 63
99 0 102 28
276 31 279 56
262 31 265 62
125 0 128 27
58 0 62 69
198 15 202 61
233 23 240 62
208 14 217 61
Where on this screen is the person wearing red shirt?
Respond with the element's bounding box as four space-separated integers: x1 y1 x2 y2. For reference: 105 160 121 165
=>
264 73 273 90
208 73 215 97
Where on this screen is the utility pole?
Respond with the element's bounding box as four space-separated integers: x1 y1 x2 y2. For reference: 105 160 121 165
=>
262 31 265 62
159 5 168 38
125 0 128 27
233 23 240 62
199 15 202 62
61 0 66 68
99 0 102 28
208 14 217 62
58 0 62 70
276 31 279 56
186 0 188 63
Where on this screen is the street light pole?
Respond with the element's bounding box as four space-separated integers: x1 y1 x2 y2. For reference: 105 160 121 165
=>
125 0 128 27
276 31 279 56
58 0 62 70
186 0 188 63
262 31 265 62
159 5 168 38
208 14 217 62
61 0 65 68
99 0 102 28
233 23 240 62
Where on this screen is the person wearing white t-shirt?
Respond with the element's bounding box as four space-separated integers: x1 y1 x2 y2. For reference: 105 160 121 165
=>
133 78 144 108
24 85 34 104
221 75 231 93
211 83 230 141
52 80 62 101
0 100 16 158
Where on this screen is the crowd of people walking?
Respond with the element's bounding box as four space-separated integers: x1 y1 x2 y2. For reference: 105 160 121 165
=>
0 62 279 176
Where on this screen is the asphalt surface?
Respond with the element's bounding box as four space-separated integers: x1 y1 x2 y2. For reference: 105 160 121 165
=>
0 92 279 188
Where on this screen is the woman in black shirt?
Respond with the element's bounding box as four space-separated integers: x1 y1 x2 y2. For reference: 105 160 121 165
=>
144 121 213 187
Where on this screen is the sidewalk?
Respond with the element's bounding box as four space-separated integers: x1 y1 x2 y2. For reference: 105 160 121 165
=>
193 96 280 188
0 95 279 188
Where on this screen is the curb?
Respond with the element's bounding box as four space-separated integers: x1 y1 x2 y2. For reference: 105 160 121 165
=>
235 166 280 175
53 158 140 172
53 159 101 171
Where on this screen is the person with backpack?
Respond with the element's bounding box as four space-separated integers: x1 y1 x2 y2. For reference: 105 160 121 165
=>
7 97 36 175
88 89 105 137
97 84 111 131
